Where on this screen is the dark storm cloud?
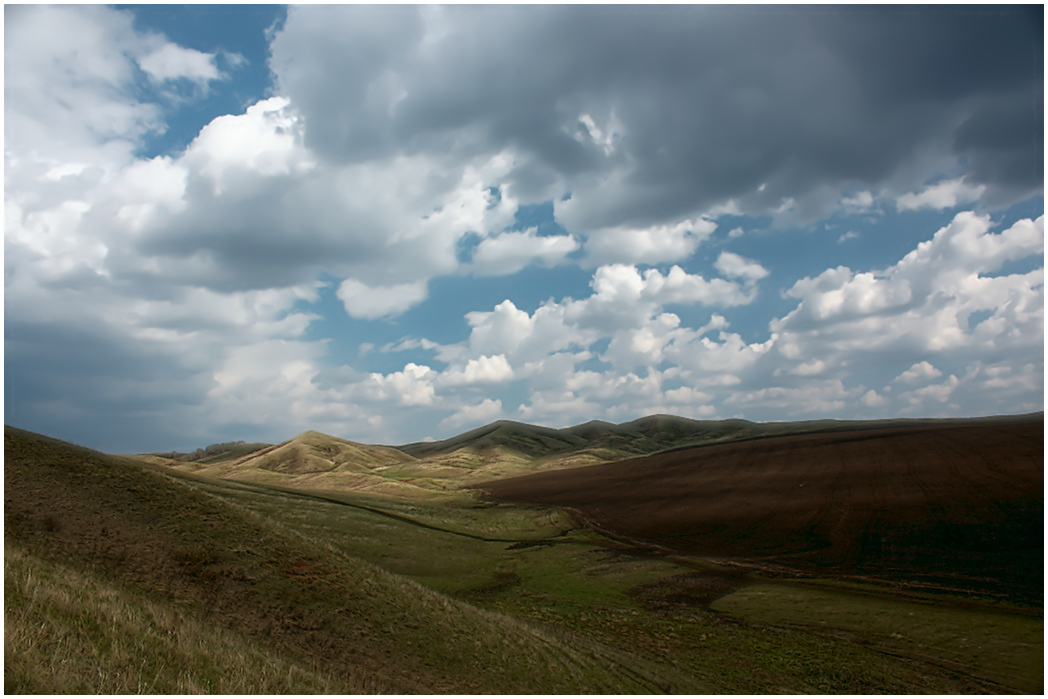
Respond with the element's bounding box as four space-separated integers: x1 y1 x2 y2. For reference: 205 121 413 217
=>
271 4 1043 227
4 320 212 452
954 88 1044 195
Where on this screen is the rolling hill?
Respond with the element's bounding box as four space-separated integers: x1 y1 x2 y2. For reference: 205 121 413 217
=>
7 417 1042 694
153 430 451 499
477 413 1044 604
400 419 588 460
3 425 673 693
395 414 851 481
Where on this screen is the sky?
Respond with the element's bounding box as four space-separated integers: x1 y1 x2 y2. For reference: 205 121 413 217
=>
4 4 1044 453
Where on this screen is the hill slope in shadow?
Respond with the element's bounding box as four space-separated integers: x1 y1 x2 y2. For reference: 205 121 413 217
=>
3 426 671 694
477 413 1044 604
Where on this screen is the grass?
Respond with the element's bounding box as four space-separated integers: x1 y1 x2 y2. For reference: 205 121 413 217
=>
4 543 347 694
8 423 1043 694
712 582 1044 693
4 426 676 693
188 472 1034 693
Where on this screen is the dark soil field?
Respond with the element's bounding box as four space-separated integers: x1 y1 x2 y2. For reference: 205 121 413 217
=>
478 414 1044 605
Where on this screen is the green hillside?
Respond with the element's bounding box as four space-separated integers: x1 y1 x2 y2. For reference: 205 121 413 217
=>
400 414 851 468
3 426 673 694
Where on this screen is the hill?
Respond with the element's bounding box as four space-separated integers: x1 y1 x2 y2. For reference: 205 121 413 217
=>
223 430 415 474
155 430 451 499
399 419 588 459
3 425 668 693
400 414 754 461
393 415 772 482
392 414 939 484
8 421 1041 693
477 413 1044 604
144 440 273 465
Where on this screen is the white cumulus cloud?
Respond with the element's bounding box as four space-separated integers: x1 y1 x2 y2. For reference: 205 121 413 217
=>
337 279 429 320
714 251 769 282
896 178 986 211
583 218 718 265
439 398 505 431
138 43 223 84
470 228 579 276
438 355 515 387
894 361 943 384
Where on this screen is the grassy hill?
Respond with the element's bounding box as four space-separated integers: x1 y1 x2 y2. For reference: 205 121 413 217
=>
233 430 415 474
147 414 1027 500
401 419 588 459
399 414 918 467
8 417 1042 693
156 430 453 499
3 426 677 694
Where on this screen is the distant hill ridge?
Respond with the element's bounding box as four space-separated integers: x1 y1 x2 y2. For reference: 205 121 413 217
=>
395 413 929 462
146 411 1046 470
137 412 1044 495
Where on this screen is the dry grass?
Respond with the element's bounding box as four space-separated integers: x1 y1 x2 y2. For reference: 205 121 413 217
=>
4 543 348 694
4 425 670 694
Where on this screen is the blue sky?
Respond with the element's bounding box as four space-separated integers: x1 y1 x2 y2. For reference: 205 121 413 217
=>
5 4 1044 452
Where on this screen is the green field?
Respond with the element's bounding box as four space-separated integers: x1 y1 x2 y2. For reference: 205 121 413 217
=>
185 473 1041 693
712 582 1042 693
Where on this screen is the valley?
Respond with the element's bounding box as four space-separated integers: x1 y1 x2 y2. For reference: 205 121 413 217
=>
5 413 1043 693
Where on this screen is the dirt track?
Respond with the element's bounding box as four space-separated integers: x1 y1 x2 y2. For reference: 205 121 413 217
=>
478 415 1044 603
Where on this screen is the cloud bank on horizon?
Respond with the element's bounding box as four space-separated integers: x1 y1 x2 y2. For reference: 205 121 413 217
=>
4 4 1043 452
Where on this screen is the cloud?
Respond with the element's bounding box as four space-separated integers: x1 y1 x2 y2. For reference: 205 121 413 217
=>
581 217 718 265
355 363 437 407
837 230 860 243
270 4 1041 231
439 398 504 431
896 178 986 211
469 228 579 276
86 98 519 296
441 258 767 379
775 213 1044 344
4 5 164 165
458 300 588 366
182 97 316 195
5 5 1042 451
337 279 429 320
898 374 960 410
952 88 1044 202
138 44 224 84
840 190 875 212
438 355 515 387
763 213 1042 415
714 251 769 282
894 361 943 384
723 380 857 416
861 389 890 408
574 264 760 326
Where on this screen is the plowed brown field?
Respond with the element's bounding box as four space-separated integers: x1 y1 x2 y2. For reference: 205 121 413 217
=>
478 415 1044 603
